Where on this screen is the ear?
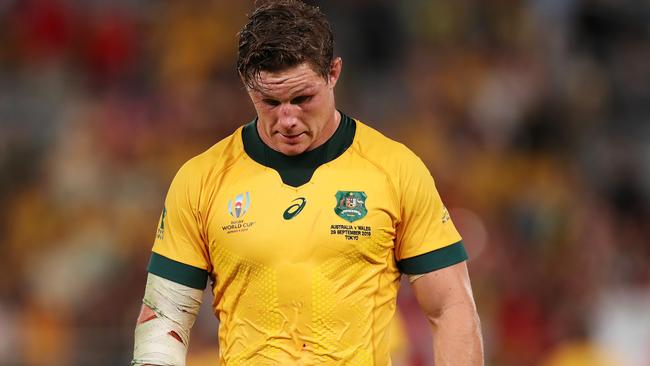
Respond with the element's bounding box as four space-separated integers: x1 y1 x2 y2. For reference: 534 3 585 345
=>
328 57 342 88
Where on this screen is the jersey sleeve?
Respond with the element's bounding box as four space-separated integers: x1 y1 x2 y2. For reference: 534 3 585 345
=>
148 161 210 289
394 151 467 275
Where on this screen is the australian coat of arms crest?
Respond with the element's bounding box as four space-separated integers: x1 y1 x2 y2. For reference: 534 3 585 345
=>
334 191 367 222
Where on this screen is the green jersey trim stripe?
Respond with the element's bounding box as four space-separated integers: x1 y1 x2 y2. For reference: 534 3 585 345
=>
147 252 208 289
242 111 356 187
397 241 468 274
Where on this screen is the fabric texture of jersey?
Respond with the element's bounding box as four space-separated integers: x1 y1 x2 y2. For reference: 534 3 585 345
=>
148 113 466 365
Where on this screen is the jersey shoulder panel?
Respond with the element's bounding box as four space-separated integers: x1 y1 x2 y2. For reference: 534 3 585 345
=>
179 126 246 183
351 120 430 206
151 126 246 274
351 120 464 270
352 120 420 169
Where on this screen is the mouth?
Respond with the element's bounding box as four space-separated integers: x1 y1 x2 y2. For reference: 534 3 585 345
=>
278 132 305 143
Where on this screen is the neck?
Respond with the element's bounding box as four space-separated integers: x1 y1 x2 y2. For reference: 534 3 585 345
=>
311 109 341 151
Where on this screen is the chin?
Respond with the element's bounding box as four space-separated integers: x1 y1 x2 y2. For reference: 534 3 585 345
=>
274 141 310 156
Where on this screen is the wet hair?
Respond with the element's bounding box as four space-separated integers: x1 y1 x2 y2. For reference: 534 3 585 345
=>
237 0 334 89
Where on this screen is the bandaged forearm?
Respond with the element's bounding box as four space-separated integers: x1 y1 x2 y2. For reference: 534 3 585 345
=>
132 273 203 366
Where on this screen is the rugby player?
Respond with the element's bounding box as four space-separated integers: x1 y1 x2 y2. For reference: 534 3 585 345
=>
132 1 483 365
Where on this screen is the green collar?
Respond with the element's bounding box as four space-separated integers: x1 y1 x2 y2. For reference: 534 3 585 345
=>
242 112 356 187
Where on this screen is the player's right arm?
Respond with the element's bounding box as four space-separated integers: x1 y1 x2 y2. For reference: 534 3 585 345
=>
132 160 212 366
132 273 203 366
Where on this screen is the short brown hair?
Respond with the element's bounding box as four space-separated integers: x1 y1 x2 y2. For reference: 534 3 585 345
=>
237 0 334 89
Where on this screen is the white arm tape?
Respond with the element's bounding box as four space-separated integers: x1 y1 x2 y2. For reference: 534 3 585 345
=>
132 273 203 366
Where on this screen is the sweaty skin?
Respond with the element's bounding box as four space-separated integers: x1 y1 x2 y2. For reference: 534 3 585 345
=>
247 59 342 156
412 262 484 365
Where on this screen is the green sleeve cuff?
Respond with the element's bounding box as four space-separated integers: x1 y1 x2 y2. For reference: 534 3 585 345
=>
147 252 208 289
397 241 468 275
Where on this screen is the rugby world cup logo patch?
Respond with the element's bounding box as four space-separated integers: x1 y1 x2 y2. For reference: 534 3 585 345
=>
228 192 251 219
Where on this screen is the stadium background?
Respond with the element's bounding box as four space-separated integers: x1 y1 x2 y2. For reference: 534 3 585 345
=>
0 0 648 365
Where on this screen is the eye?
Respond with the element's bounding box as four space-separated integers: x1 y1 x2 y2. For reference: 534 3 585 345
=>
290 95 313 105
263 99 281 107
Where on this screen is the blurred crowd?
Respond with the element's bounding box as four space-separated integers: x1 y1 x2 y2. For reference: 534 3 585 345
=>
0 0 648 365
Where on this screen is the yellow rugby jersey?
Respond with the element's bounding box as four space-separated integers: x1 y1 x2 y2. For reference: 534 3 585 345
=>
148 113 466 365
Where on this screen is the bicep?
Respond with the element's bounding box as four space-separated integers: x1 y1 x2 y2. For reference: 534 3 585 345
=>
410 261 476 324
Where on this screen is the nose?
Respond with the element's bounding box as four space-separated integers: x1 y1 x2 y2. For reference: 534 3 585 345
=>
277 103 299 129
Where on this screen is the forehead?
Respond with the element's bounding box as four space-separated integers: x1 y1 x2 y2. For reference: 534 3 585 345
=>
252 63 325 97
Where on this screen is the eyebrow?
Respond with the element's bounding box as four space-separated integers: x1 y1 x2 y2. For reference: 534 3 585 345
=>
256 85 317 101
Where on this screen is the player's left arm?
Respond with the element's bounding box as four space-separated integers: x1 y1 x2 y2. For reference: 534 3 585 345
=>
391 145 484 363
410 261 484 365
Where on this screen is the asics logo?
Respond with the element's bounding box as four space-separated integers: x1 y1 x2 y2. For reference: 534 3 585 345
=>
283 197 307 220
